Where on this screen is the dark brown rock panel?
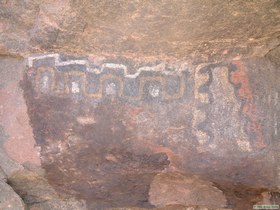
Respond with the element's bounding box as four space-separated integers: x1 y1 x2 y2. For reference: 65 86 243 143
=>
21 54 279 209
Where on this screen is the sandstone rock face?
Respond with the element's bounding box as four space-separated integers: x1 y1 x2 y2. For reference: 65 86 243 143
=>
19 53 279 209
0 57 40 166
0 1 279 210
0 1 280 62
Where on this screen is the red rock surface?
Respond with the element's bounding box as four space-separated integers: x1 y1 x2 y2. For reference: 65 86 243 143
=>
0 58 40 165
0 1 279 209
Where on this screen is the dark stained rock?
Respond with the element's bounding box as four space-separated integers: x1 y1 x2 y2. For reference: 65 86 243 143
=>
0 181 26 210
19 53 280 209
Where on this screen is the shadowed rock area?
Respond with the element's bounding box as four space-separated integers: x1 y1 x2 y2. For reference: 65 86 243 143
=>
0 1 280 210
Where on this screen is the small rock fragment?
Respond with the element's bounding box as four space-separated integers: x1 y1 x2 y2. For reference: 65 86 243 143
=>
8 169 58 204
8 169 87 209
0 181 26 210
149 173 227 208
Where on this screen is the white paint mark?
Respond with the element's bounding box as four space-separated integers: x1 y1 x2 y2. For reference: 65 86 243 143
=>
42 75 49 90
197 131 208 145
77 116 96 125
27 54 189 79
148 85 160 97
35 146 41 158
237 139 251 152
102 63 168 78
268 94 271 106
87 68 102 74
58 142 64 152
275 92 279 106
274 112 278 136
193 109 206 124
102 63 127 71
209 143 217 149
71 81 80 93
56 60 87 66
105 83 117 95
27 53 88 68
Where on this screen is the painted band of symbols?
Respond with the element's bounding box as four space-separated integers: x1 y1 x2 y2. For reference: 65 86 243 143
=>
28 54 189 102
27 54 267 149
34 67 188 101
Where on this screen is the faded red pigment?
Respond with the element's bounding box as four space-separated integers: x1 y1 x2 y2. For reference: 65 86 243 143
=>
231 60 266 148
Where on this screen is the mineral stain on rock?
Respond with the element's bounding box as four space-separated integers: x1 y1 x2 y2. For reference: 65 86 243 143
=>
22 57 174 207
20 54 279 209
22 94 171 208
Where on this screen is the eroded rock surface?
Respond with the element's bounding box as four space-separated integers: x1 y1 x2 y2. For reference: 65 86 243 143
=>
8 169 87 210
0 57 40 166
149 173 227 208
0 1 280 209
18 53 280 209
0 167 25 210
110 207 231 210
0 0 280 63
0 166 7 182
0 180 25 210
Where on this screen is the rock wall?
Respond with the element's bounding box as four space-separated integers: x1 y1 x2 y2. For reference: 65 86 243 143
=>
0 1 280 210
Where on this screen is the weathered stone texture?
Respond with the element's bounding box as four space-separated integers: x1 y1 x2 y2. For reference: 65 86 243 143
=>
0 147 24 177
149 173 227 208
8 169 87 209
109 207 231 210
0 0 280 63
0 1 279 209
18 53 279 209
29 198 87 210
0 181 26 210
0 57 40 165
0 166 7 182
